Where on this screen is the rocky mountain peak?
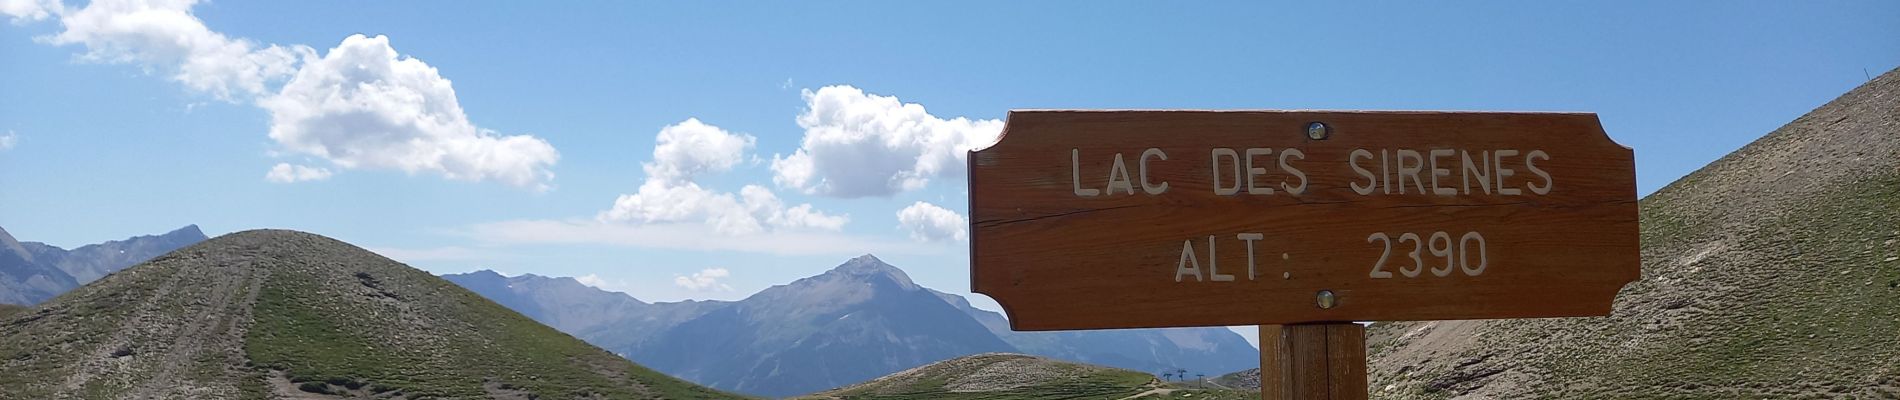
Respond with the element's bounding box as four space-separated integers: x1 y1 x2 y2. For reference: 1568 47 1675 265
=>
827 253 918 291
463 269 507 280
0 225 33 264
161 224 207 241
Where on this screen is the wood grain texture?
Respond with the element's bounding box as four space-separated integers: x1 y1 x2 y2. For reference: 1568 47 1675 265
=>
970 110 1639 330
1326 324 1368 400
1290 325 1329 398
1260 323 1367 400
1259 325 1287 399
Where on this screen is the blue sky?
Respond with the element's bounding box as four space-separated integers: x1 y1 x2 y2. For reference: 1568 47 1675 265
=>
2 1 1896 347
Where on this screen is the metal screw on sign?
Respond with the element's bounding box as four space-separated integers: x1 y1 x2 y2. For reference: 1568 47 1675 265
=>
1316 290 1337 309
1306 122 1330 140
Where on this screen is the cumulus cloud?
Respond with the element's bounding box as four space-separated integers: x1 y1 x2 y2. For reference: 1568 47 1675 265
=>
264 162 332 183
673 268 733 292
0 131 16 151
43 0 311 100
896 201 968 242
261 34 559 190
645 118 754 183
600 119 846 235
771 85 1003 198
12 1 559 189
0 0 58 22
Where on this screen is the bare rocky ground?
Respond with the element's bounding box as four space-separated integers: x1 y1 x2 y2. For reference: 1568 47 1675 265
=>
1213 368 1259 391
1363 68 1900 398
0 232 269 398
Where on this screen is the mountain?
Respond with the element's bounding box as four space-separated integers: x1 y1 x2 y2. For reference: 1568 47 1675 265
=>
0 224 207 305
1355 68 1900 398
441 269 731 357
932 289 1259 378
0 225 79 305
447 255 1262 397
636 255 1015 398
31 224 210 284
0 229 739 399
440 269 650 334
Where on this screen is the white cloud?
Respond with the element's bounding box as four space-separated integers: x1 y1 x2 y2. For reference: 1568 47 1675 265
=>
575 274 611 289
600 118 846 235
0 131 16 151
572 273 637 293
261 34 559 191
644 118 754 183
0 0 57 22
771 85 1002 198
896 201 968 242
44 0 312 100
12 1 558 189
673 268 733 292
264 162 332 183
461 219 940 257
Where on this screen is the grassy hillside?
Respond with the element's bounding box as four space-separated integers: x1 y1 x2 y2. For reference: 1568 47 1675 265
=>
0 229 742 399
802 353 1258 400
1363 68 1900 398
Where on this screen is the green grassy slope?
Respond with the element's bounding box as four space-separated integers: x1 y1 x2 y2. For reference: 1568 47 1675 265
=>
802 353 1257 400
0 229 743 399
1363 68 1900 398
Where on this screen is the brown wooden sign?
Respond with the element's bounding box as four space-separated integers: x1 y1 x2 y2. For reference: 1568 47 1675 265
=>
969 111 1639 331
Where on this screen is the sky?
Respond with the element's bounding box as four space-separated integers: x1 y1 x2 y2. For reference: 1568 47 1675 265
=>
1 1 1897 348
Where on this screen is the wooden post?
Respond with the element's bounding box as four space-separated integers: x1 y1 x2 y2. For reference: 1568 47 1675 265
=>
1259 323 1366 400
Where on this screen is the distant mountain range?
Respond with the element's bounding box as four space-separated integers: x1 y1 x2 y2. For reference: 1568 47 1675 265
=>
0 224 206 305
0 224 1258 397
444 254 1260 397
0 229 737 398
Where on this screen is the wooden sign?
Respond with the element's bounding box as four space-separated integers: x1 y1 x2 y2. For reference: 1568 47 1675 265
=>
969 111 1639 331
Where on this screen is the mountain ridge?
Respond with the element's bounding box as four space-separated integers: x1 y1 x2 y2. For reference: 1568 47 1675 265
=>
446 254 1260 397
0 224 206 305
635 254 1013 397
0 229 741 398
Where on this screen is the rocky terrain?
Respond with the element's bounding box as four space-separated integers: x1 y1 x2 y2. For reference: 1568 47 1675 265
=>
0 229 739 399
1213 368 1260 392
1359 68 1900 398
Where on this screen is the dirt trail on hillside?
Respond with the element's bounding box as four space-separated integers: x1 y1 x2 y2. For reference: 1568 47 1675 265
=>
57 248 269 399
